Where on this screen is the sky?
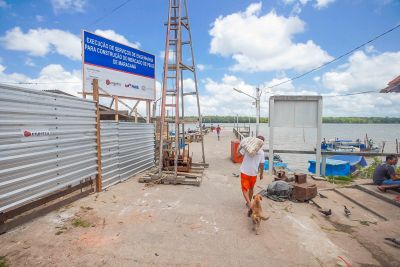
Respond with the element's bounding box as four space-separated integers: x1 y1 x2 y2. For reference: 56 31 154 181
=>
0 0 399 117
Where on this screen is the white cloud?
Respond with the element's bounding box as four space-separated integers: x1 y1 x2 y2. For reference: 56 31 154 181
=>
322 93 400 117
282 0 334 10
314 0 335 9
24 58 36 67
0 27 81 60
51 0 87 13
182 75 260 116
197 64 205 71
0 27 140 62
209 3 332 72
0 0 10 8
94 29 140 49
178 72 400 117
36 15 44 22
0 64 82 96
321 50 400 93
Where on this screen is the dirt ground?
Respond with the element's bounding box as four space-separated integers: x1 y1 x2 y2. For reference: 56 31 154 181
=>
1 129 400 267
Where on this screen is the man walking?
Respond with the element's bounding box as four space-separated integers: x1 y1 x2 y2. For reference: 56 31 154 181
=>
373 154 399 192
216 125 221 141
239 136 265 216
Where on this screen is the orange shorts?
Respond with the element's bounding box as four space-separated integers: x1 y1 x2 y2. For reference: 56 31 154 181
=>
241 173 257 191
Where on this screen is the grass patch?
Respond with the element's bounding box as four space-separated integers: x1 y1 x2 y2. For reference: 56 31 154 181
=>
0 256 8 267
326 175 354 185
71 218 91 228
354 157 381 179
357 220 377 226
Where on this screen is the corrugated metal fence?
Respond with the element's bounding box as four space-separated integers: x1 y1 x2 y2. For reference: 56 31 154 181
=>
101 121 155 188
0 84 98 213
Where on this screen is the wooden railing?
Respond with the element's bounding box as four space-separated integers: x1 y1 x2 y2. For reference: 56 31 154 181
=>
262 148 400 176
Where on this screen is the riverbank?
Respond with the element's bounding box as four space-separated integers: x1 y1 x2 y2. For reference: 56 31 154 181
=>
0 130 399 266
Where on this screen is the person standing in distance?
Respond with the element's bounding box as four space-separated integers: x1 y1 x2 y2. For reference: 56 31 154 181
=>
216 125 221 141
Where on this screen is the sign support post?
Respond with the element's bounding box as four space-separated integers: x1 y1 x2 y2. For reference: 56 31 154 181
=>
92 79 102 192
114 96 119 122
146 101 151 123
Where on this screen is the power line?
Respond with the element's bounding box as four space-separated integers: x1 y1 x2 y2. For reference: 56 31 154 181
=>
266 23 400 90
86 0 133 28
322 90 379 97
0 81 81 85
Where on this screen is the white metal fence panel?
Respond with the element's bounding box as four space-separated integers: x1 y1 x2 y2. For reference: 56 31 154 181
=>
118 122 155 181
100 121 120 188
100 121 155 189
0 84 98 212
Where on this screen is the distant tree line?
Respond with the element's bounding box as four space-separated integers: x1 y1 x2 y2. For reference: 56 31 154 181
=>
193 116 400 124
322 117 400 124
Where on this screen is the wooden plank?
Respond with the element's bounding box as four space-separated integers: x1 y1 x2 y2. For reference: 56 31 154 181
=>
0 180 93 224
262 149 400 157
163 171 203 177
332 188 388 221
354 184 400 208
0 189 93 234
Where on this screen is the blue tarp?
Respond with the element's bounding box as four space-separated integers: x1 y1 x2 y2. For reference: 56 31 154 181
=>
329 155 367 173
308 159 350 176
264 161 288 170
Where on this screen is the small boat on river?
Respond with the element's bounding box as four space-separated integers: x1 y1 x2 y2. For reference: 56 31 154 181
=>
321 138 379 152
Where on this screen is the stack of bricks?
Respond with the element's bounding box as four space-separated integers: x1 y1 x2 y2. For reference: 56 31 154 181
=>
293 173 317 202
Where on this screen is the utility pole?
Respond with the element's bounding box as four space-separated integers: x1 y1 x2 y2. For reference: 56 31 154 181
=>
233 87 262 136
255 87 260 137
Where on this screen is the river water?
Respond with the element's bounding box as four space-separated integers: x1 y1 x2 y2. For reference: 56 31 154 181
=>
210 123 400 172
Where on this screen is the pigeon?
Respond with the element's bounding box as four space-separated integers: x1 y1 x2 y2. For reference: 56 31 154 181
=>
385 238 400 246
319 208 332 216
344 205 351 216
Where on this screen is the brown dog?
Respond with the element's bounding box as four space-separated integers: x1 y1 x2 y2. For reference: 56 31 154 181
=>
250 194 269 235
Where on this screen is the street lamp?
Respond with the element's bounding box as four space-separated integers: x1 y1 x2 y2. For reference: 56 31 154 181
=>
233 87 261 136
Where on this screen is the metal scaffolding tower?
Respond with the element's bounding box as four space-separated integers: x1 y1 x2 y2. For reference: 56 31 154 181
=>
158 0 205 179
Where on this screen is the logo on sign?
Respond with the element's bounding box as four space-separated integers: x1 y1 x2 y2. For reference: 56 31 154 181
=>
141 85 146 91
106 79 121 86
125 83 140 89
21 129 51 142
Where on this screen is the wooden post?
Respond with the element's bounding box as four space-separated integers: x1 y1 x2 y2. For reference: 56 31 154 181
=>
146 101 151 123
315 97 323 176
321 154 327 177
114 95 119 122
268 98 274 176
92 79 102 192
135 108 138 123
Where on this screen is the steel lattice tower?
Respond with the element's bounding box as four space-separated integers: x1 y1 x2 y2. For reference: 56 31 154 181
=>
158 0 205 178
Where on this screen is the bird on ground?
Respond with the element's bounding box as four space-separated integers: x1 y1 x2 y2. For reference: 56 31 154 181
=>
319 208 332 216
319 193 328 198
344 205 351 216
385 238 400 246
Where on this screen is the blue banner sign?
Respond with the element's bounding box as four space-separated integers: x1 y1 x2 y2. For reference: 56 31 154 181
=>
82 30 156 100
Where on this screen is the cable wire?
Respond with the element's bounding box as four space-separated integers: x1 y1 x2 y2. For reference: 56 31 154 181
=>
86 0 133 28
0 81 80 85
266 23 400 90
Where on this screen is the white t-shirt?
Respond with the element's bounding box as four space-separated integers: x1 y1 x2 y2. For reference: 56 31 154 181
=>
240 149 265 176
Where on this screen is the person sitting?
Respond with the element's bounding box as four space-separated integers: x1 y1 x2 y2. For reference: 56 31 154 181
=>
373 155 399 192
